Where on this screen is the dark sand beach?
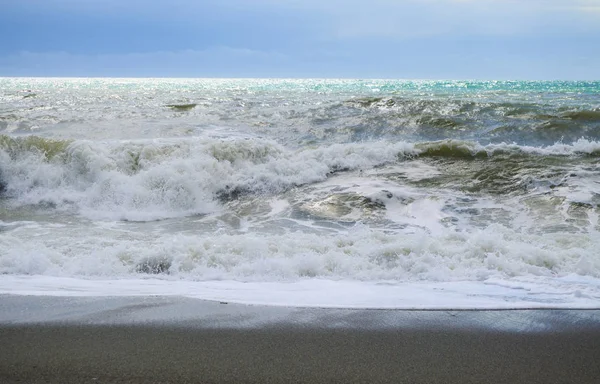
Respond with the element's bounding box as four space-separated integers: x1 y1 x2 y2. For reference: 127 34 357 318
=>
1 295 599 383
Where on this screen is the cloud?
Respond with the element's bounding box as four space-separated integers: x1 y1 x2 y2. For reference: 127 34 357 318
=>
1 0 599 79
0 48 290 77
309 0 600 38
2 35 599 80
244 0 600 39
5 0 599 42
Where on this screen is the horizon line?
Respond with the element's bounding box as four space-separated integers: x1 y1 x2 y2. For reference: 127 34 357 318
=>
1 76 599 82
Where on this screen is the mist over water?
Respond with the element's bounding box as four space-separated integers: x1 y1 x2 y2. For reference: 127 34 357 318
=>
1 78 599 308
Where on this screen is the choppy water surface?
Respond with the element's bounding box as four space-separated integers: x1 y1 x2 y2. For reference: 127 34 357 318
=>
1 78 599 308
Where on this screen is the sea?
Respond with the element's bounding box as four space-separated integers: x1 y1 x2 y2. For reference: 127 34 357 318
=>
1 77 599 309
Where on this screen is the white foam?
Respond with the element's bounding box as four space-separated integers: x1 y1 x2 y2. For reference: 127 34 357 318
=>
1 275 598 309
2 136 598 222
1 138 416 221
457 138 600 156
2 218 599 282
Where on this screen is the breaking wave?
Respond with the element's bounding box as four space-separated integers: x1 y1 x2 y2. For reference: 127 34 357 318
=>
1 135 599 221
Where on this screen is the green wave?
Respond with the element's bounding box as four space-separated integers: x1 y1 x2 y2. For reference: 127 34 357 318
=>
337 98 600 135
414 139 600 160
209 141 281 163
166 103 197 111
415 140 490 159
560 110 600 121
0 135 72 160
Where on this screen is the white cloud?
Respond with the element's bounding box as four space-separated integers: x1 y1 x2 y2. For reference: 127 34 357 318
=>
257 0 600 38
9 0 600 39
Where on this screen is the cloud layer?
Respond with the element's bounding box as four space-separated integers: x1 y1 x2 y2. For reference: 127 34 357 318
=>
1 0 599 78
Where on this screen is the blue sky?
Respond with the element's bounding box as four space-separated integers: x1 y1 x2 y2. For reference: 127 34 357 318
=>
0 0 599 79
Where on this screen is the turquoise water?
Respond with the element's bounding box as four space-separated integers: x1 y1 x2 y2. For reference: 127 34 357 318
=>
2 78 599 146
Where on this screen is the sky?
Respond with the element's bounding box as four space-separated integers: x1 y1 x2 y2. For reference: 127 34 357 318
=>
0 0 599 79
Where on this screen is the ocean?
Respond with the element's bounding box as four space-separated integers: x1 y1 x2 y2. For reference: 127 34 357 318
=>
1 77 599 309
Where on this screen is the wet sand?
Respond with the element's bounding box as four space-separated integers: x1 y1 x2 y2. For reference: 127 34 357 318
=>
1 295 599 383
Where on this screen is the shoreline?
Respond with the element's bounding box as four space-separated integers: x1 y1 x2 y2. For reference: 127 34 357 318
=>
2 295 600 383
3 275 599 310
